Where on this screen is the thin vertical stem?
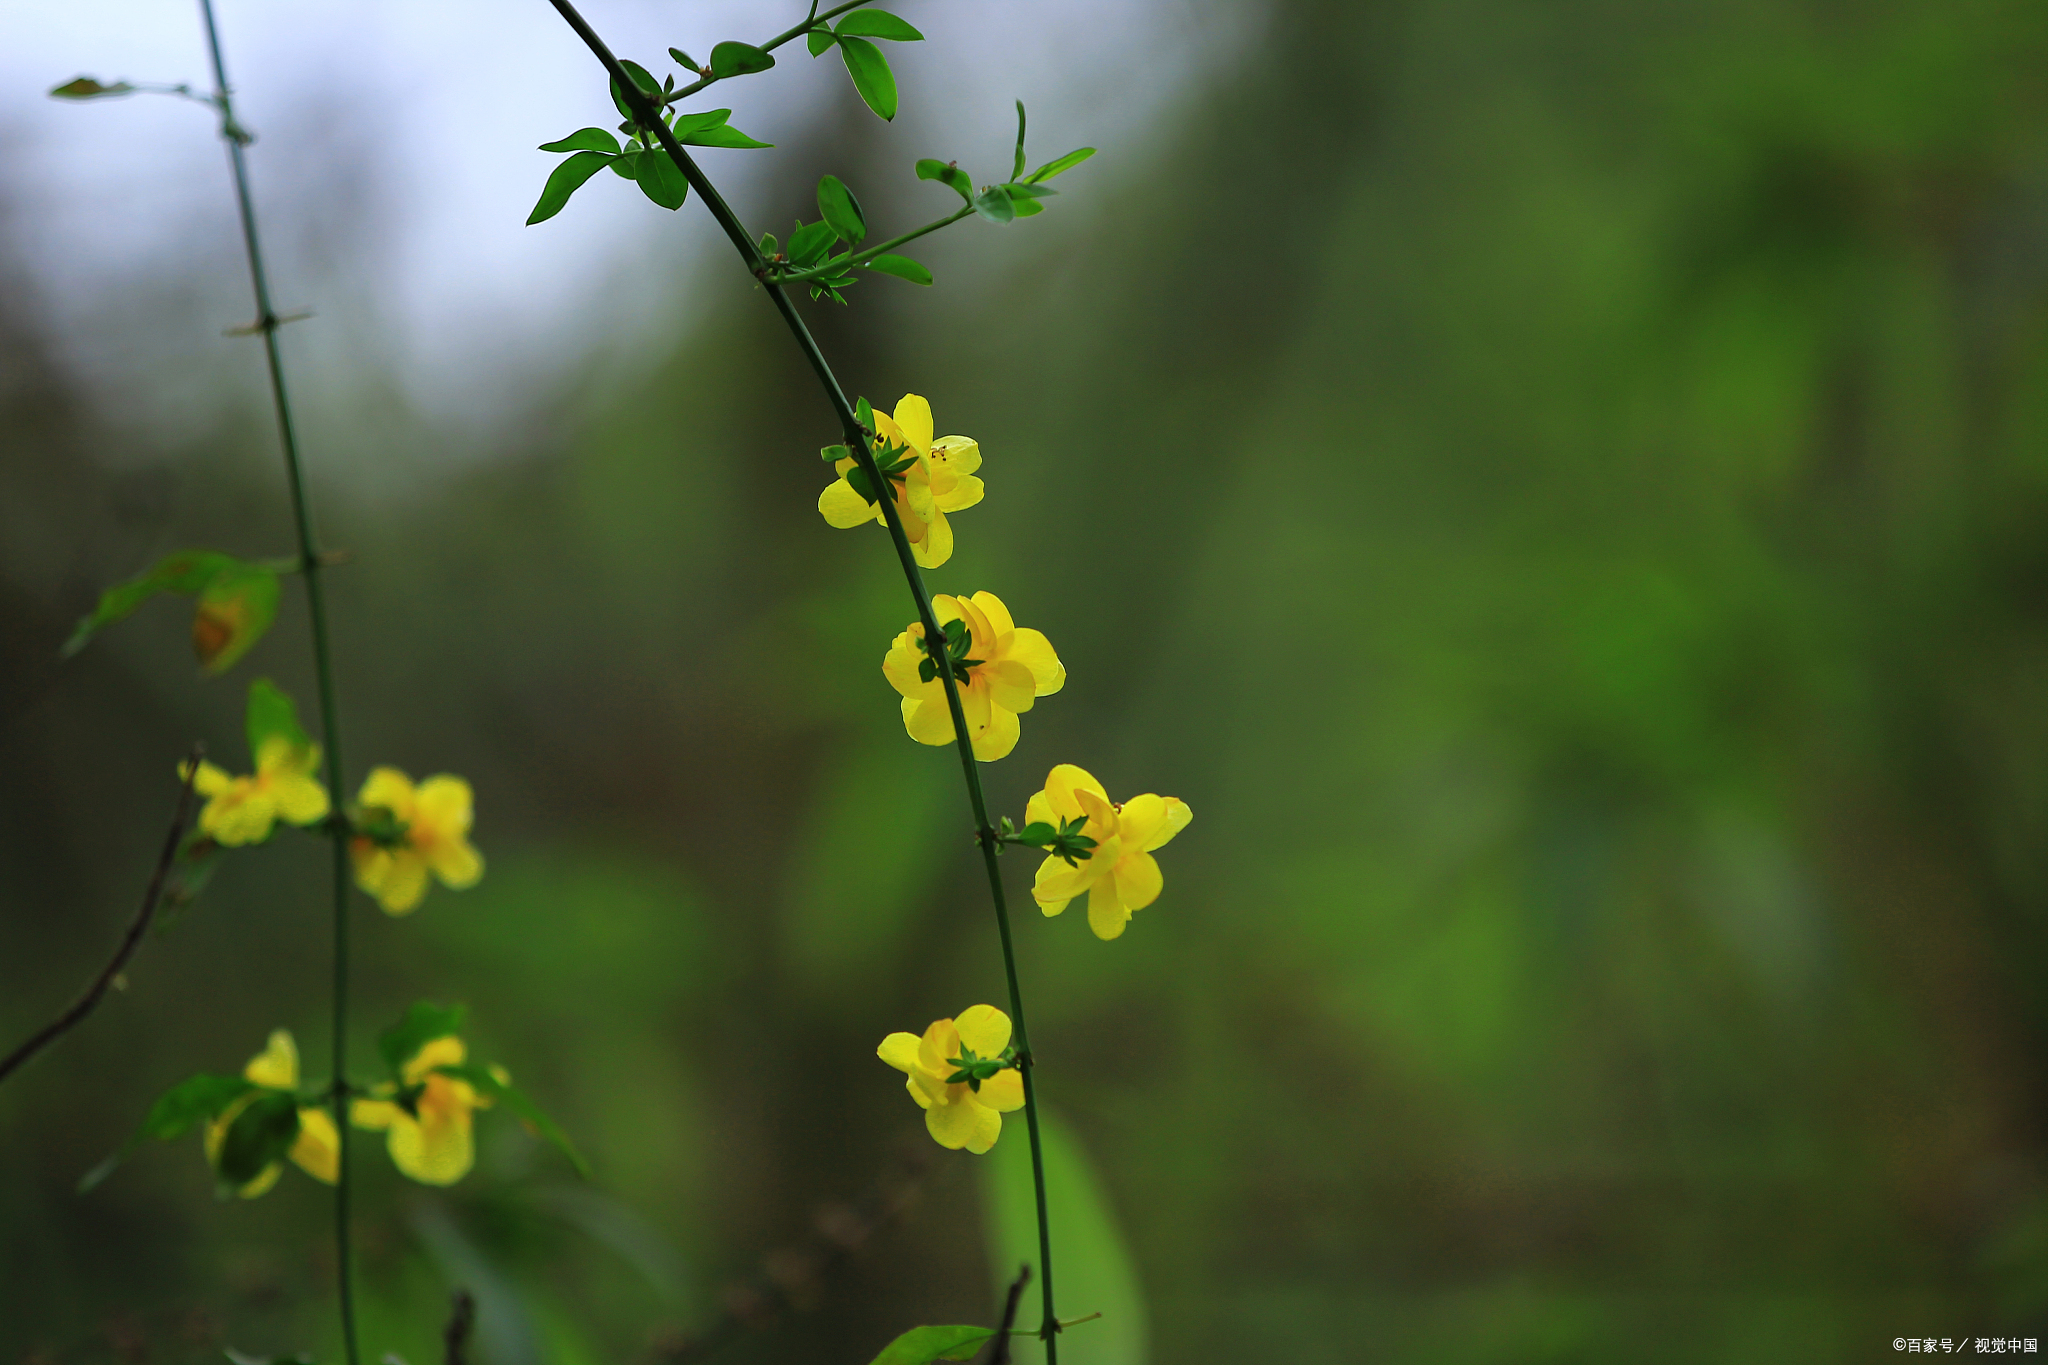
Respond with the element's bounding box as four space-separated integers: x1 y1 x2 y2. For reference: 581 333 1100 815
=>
194 5 358 1362
543 3 1061 1352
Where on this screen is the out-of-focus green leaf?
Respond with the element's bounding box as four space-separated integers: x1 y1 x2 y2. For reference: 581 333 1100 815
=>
636 147 688 210
78 1073 257 1193
806 27 838 56
818 174 867 244
244 677 312 761
1025 147 1095 183
378 1001 467 1078
528 149 612 224
973 186 1016 224
1002 181 1058 201
50 77 136 100
835 10 924 41
709 41 775 78
863 1325 996 1365
192 563 279 675
866 254 933 285
916 158 974 202
63 549 239 658
838 37 898 121
983 1111 1147 1365
435 1063 591 1178
668 46 699 71
1013 100 1028 180
538 127 620 155
609 59 661 119
213 1090 299 1188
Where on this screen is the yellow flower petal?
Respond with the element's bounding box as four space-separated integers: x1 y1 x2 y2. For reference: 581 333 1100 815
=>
350 1098 402 1131
404 1035 468 1085
1025 791 1058 829
959 675 993 737
234 1162 284 1200
892 394 934 454
986 659 1037 716
911 506 952 568
204 784 278 847
970 703 1020 762
291 1106 340 1184
271 771 333 827
883 628 939 701
968 592 1012 637
878 1032 924 1074
357 766 417 814
1074 786 1118 834
931 434 980 475
818 476 878 528
186 759 234 798
1041 765 1107 820
386 1104 474 1185
358 848 430 915
926 1094 1001 1152
1002 629 1065 696
977 1068 1025 1113
904 696 956 747
430 838 484 891
905 1073 935 1109
935 473 984 513
1113 850 1164 911
414 776 474 838
243 1030 299 1089
1086 878 1131 940
954 1004 1012 1057
1033 854 1096 907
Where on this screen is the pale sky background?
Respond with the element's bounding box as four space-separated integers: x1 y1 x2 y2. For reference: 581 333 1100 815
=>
1 0 1244 463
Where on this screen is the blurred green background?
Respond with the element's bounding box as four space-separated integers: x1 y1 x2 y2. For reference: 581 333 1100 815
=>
7 0 2048 1360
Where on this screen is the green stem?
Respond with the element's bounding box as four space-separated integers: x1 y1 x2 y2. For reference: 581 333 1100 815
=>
195 5 358 1363
775 205 977 285
657 0 877 108
546 3 1061 1354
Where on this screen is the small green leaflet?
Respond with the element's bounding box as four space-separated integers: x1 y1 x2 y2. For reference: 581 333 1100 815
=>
378 1000 466 1077
528 150 611 224
838 37 898 121
609 59 662 120
865 254 933 285
192 563 280 675
434 1062 592 1178
611 151 642 180
244 677 313 761
835 10 924 41
538 127 620 155
915 158 973 203
672 109 773 150
788 219 838 266
50 76 135 99
78 1072 255 1193
637 148 688 210
1026 147 1096 183
864 1325 997 1365
973 186 1015 224
213 1091 300 1189
807 27 838 56
1013 101 1028 180
669 46 699 72
709 41 775 78
65 549 260 662
817 175 866 244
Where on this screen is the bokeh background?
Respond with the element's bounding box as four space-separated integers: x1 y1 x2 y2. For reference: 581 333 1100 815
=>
6 0 2048 1361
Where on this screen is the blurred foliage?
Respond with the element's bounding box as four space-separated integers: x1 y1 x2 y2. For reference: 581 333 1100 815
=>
7 0 2048 1360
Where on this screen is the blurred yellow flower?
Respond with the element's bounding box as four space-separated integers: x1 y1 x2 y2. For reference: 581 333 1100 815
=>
882 591 1064 762
877 1004 1023 1154
1027 764 1193 940
350 1035 495 1186
349 767 482 915
180 736 330 846
204 1030 339 1198
817 394 982 568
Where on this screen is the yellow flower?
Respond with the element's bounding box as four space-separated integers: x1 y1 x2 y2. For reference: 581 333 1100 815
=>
204 1030 340 1198
1028 764 1193 940
882 591 1064 762
817 394 982 568
877 1004 1024 1154
350 1035 495 1186
180 736 331 846
349 767 483 915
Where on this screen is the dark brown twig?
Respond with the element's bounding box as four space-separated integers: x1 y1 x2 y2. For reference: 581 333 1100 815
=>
442 1289 476 1365
982 1265 1031 1365
0 746 202 1086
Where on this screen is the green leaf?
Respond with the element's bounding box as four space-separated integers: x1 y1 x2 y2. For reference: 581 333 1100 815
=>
973 186 1015 225
611 150 641 180
213 1090 299 1189
821 443 850 463
855 396 876 430
1002 181 1058 201
1025 147 1095 183
864 1325 997 1365
1017 821 1056 845
817 175 867 244
865 254 933 285
63 549 238 658
835 10 924 41
78 1072 257 1193
1013 100 1028 181
984 1110 1147 1365
789 220 838 266
672 109 772 150
51 76 136 100
845 465 880 506
609 59 662 120
709 41 775 78
244 677 312 762
1013 198 1045 218
538 127 620 155
636 147 688 210
838 37 898 121
806 27 838 56
193 564 279 675
527 149 613 225
668 46 699 71
435 1063 592 1178
916 159 974 203
378 1001 466 1078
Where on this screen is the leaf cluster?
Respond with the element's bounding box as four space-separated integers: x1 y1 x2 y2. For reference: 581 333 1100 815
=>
65 549 283 675
1000 814 1099 867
